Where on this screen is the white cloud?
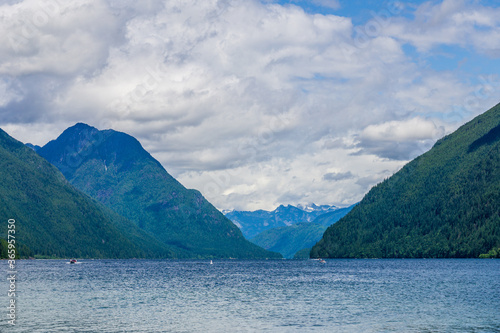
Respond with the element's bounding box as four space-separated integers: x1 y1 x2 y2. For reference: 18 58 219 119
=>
0 0 121 76
353 117 445 160
0 0 498 210
361 118 443 142
384 0 500 54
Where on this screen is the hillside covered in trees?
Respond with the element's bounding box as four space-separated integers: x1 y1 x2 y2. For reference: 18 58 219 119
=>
0 128 175 259
37 123 280 259
311 103 500 258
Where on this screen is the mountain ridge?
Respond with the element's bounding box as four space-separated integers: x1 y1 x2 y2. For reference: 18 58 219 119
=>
248 205 355 258
38 123 281 259
224 203 342 239
311 103 500 258
0 127 174 259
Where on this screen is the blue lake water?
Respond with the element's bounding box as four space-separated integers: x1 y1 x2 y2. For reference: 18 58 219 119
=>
0 259 499 332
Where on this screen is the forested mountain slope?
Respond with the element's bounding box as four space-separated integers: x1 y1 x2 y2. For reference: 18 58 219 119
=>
38 123 280 259
312 103 500 258
0 128 174 259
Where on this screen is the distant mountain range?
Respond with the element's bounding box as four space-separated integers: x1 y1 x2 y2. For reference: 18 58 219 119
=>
312 103 500 258
35 123 280 259
0 128 173 259
224 204 340 239
225 204 355 258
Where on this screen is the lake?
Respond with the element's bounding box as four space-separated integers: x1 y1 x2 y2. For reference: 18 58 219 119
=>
0 259 499 332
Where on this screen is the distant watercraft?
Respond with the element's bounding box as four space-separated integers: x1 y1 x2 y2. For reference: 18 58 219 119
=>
210 260 213 265
70 259 77 264
319 259 326 264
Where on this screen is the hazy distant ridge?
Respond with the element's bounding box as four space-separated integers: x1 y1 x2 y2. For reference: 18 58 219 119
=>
224 204 341 239
225 204 354 258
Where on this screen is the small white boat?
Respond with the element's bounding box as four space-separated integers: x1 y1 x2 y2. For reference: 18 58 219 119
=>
210 260 213 265
319 259 326 264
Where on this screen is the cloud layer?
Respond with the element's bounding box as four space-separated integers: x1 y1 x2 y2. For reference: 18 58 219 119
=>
1 0 499 210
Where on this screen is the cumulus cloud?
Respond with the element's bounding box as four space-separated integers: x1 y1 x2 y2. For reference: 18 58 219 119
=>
0 0 499 210
0 0 122 76
384 0 500 55
355 117 445 160
360 118 442 142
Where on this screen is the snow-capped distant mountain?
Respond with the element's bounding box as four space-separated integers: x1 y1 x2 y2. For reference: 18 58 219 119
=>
296 203 337 213
223 204 339 239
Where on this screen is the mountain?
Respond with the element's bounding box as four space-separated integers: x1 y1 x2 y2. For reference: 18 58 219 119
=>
293 248 312 259
37 123 280 259
296 203 339 213
249 205 355 258
0 128 174 259
311 103 500 258
310 205 357 227
25 143 41 151
224 204 340 239
251 223 326 259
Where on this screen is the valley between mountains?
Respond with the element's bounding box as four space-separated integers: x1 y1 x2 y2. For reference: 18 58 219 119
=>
1 103 499 259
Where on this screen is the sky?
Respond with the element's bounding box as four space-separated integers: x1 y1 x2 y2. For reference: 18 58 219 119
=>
1 0 499 211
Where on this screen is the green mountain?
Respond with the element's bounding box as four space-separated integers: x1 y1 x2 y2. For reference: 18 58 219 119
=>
251 222 326 259
293 248 312 259
0 128 174 259
249 205 354 258
38 123 280 259
311 103 500 258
